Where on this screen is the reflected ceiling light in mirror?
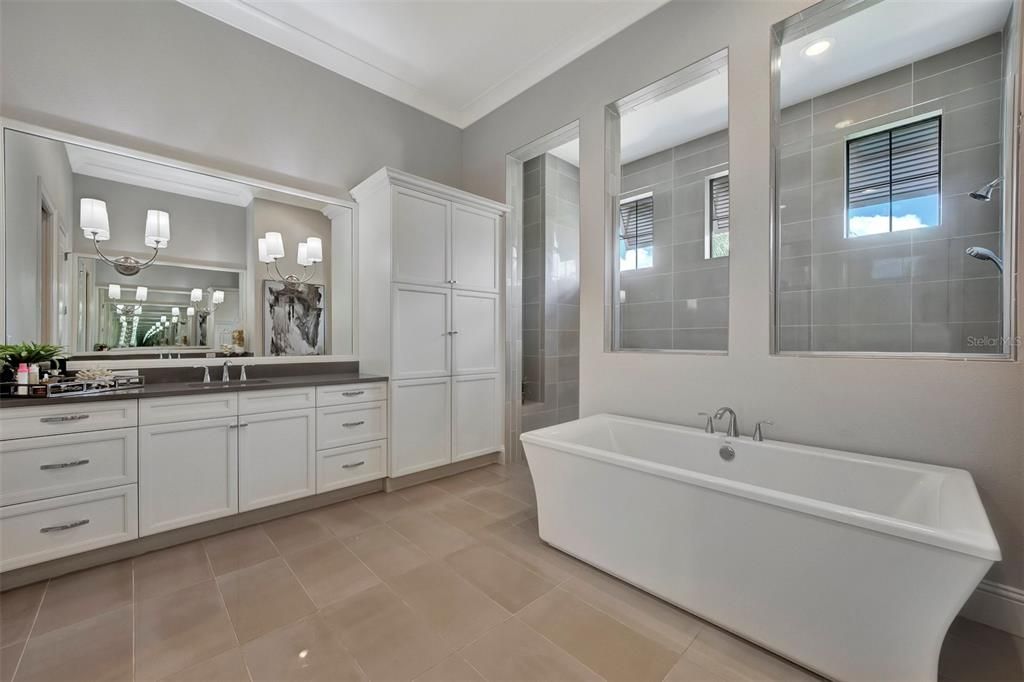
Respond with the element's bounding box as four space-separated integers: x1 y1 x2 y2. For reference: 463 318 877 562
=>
212 290 225 305
259 231 324 287
187 307 195 317
80 198 171 276
135 286 148 302
801 39 832 57
171 307 180 316
107 284 122 300
835 119 854 129
190 288 203 302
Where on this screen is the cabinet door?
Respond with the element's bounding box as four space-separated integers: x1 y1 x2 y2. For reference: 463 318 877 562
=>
139 417 238 536
453 374 502 462
390 378 451 476
392 187 450 287
239 409 315 512
451 204 500 293
392 284 451 379
452 290 500 375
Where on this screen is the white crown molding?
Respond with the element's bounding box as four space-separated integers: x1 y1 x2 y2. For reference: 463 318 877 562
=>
177 0 667 129
962 580 1024 638
352 167 510 214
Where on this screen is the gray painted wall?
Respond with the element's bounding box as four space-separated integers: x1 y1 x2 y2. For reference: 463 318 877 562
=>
619 130 730 350
778 34 1005 353
0 0 463 198
462 0 1023 591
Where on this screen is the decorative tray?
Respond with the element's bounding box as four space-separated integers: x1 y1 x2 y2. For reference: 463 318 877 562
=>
0 375 145 398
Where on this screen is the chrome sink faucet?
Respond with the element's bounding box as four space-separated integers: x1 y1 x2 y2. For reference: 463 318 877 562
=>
221 360 233 383
193 365 211 383
713 407 739 437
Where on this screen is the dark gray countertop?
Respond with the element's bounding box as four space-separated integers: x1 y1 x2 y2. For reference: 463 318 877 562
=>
0 373 387 408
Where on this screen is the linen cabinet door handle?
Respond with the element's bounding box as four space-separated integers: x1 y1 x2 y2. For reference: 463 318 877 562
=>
39 414 90 424
40 459 90 470
342 421 365 428
40 519 90 533
341 391 364 397
342 460 366 469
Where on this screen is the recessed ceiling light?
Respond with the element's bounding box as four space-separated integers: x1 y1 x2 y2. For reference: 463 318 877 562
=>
835 119 854 129
802 40 832 57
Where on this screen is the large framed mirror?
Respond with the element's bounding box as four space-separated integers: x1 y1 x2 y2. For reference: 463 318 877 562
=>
1 123 356 362
605 49 730 353
771 0 1019 357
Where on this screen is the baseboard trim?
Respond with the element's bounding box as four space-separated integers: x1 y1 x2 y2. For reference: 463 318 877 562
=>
962 580 1024 638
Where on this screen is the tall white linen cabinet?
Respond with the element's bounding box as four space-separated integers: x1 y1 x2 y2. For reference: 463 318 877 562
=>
352 168 509 477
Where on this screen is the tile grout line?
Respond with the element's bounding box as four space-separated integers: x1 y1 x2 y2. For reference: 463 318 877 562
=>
130 562 136 681
8 578 49 682
200 537 252 682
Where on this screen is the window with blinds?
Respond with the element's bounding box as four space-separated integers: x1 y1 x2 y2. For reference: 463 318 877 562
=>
846 115 941 238
707 173 730 258
619 192 655 270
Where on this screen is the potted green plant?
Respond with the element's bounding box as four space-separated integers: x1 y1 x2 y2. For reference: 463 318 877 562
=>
0 342 65 383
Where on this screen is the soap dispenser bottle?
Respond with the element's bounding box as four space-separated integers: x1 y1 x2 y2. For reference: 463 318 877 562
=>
16 363 29 395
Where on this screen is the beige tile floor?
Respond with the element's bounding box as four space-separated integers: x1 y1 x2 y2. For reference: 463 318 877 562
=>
1 462 1021 682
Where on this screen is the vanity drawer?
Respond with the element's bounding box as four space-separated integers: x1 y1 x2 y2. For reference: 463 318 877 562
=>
0 400 138 441
0 485 139 572
316 401 388 449
239 387 316 415
316 382 387 407
317 440 387 492
140 392 237 425
0 428 138 507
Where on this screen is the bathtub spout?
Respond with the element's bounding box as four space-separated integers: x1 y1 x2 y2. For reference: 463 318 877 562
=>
713 407 740 437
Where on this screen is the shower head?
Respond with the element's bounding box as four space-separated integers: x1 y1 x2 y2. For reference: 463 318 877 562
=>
965 246 1004 273
970 178 1001 202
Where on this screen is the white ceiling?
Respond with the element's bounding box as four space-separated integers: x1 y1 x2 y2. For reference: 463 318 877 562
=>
178 0 668 129
618 0 1011 165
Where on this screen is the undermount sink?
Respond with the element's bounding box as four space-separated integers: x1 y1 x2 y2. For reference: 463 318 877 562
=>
187 379 273 388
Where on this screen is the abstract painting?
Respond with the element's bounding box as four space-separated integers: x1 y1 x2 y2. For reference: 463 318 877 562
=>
263 281 325 356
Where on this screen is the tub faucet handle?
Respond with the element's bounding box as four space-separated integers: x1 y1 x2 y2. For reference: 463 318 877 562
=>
698 412 715 434
753 420 774 442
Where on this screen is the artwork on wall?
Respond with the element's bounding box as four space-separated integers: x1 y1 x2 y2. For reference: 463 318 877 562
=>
263 281 325 356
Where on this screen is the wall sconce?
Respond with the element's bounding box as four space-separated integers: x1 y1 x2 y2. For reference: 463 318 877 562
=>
258 232 323 287
191 288 225 314
81 199 171 276
135 286 148 302
107 284 121 300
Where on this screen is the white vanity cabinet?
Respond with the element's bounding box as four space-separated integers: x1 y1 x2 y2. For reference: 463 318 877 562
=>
139 416 239 535
354 168 508 478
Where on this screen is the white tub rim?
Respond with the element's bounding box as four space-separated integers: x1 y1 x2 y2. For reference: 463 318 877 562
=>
520 413 1001 562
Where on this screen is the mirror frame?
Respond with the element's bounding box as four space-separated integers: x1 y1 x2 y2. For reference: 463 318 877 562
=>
0 119 359 368
768 0 1021 361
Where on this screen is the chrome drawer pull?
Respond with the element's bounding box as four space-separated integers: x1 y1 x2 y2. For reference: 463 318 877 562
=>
40 459 91 471
40 414 90 424
341 391 365 397
342 460 366 469
40 519 90 533
342 421 365 428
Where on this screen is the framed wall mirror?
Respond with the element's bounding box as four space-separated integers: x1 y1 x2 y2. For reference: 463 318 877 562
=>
771 0 1019 357
605 49 730 353
1 123 356 362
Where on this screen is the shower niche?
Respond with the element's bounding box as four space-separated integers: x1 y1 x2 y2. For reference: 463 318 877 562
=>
771 0 1018 356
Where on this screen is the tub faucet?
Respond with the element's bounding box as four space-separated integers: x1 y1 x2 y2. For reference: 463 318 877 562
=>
698 412 715 433
713 407 739 437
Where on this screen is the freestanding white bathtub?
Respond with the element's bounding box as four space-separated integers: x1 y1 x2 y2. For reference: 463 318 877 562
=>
520 414 1001 682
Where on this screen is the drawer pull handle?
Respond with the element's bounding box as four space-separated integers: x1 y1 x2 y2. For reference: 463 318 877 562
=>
341 391 365 397
40 459 91 470
342 460 366 469
342 421 365 428
40 519 90 533
40 415 90 424
228 423 248 429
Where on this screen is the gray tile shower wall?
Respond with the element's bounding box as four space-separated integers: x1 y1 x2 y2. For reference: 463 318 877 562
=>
777 33 1005 353
619 130 730 351
522 154 581 432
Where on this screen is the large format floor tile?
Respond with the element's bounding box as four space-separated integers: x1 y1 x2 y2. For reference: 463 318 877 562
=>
160 648 249 682
283 538 380 608
14 606 132 682
30 562 132 637
133 542 212 603
134 581 238 680
262 512 334 555
460 617 600 682
387 512 476 559
0 583 45 647
216 558 316 643
343 526 431 580
242 615 364 681
445 543 556 613
203 526 279 576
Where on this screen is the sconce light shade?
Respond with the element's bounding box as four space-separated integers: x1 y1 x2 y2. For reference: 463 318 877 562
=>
80 198 111 241
305 237 323 263
107 284 122 300
190 288 203 303
212 290 225 305
264 232 285 260
187 306 195 317
297 242 311 267
160 315 167 323
135 286 148 302
171 307 180 316
258 238 273 264
144 210 170 248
